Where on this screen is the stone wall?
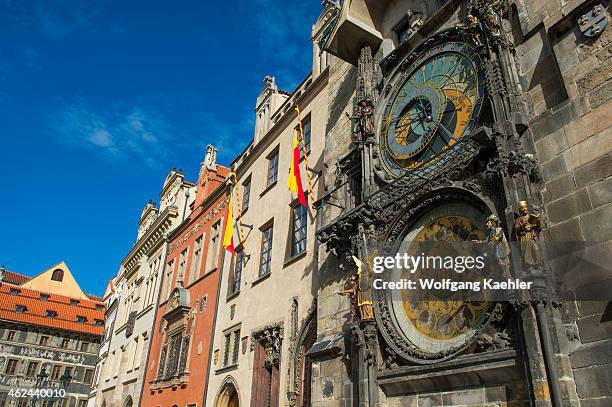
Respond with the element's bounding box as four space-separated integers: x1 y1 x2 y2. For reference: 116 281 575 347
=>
313 54 357 407
515 1 612 406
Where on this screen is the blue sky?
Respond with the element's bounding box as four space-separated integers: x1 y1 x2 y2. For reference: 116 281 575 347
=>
0 0 321 296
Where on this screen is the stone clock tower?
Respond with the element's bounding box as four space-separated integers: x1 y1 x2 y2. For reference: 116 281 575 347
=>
312 0 611 406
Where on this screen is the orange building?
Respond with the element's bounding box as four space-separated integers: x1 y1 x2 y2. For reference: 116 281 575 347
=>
142 145 230 407
0 262 105 407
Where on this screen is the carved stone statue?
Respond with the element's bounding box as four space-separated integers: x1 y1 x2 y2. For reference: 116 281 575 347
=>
512 200 544 267
352 100 375 140
338 275 358 320
482 0 504 37
474 214 510 276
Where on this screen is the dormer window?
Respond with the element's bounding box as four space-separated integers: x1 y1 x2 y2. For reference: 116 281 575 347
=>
40 293 50 301
94 319 104 327
76 316 87 324
51 269 64 282
10 288 20 296
70 299 79 306
46 310 57 318
15 305 27 313
95 304 105 311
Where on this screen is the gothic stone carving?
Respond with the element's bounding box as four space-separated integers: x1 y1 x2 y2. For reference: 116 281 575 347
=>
251 323 283 368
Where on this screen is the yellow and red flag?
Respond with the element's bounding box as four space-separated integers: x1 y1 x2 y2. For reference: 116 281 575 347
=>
223 196 236 255
288 129 307 207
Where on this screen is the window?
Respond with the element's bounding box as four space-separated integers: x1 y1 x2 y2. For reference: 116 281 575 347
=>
229 249 244 296
39 336 49 345
207 220 221 271
291 204 308 256
46 310 57 318
51 269 64 281
190 235 204 284
78 400 88 407
40 293 50 301
5 359 17 375
70 299 79 306
83 368 94 384
51 365 61 380
9 288 19 296
94 319 104 327
6 331 16 341
80 342 89 353
15 305 26 313
76 316 87 324
177 248 188 284
222 327 240 367
61 338 70 349
0 392 7 407
259 225 273 277
297 116 311 159
95 304 104 311
26 361 39 377
242 178 251 210
266 150 279 187
199 295 208 312
164 260 175 300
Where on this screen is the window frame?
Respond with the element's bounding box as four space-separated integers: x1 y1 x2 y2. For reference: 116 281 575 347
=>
221 326 241 368
190 234 205 284
228 248 244 297
297 115 311 160
266 148 280 188
242 177 252 211
4 359 18 375
259 223 274 277
290 203 308 257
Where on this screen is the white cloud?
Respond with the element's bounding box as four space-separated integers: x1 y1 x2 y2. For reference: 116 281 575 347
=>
50 102 175 167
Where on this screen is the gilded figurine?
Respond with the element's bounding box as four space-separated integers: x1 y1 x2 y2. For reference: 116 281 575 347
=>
512 200 544 266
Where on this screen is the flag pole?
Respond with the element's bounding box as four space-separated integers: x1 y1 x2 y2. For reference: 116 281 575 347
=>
295 105 315 206
231 171 246 247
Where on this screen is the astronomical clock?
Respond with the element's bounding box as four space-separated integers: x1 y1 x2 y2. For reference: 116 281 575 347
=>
370 30 504 364
377 39 486 177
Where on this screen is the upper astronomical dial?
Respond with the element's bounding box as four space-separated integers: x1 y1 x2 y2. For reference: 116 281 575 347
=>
380 41 485 176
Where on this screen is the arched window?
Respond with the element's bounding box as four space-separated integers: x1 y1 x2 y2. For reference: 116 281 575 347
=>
123 396 133 407
51 269 64 282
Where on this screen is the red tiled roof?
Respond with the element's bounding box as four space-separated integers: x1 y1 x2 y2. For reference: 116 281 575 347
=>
86 294 104 302
0 282 105 336
2 270 31 285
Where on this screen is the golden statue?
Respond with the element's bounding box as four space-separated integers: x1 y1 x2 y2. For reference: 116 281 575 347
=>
512 201 544 266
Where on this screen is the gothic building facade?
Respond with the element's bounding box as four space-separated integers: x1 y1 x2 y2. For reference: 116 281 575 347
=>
313 0 612 406
92 169 195 407
141 146 231 407
204 6 334 406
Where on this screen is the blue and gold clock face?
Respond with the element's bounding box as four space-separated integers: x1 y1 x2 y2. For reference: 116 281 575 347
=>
380 41 485 175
